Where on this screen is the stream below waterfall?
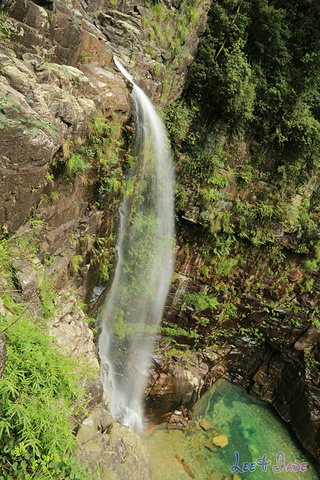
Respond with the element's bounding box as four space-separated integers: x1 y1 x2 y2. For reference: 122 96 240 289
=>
143 379 318 479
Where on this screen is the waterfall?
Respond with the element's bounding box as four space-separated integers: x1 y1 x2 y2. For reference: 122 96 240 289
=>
97 58 174 432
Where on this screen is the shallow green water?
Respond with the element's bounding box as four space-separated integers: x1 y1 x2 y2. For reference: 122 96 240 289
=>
143 379 318 480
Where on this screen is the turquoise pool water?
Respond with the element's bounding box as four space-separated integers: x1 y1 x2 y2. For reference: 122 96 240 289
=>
143 379 318 479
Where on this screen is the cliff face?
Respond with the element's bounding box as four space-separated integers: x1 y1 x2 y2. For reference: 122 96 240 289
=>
0 0 212 478
0 0 210 234
1 0 319 475
146 240 320 467
141 1 320 470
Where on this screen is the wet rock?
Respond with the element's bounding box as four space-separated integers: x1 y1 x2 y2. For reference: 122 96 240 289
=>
168 410 189 429
199 420 215 431
77 405 152 480
145 351 213 424
212 435 228 448
79 64 129 122
84 376 104 409
294 327 320 351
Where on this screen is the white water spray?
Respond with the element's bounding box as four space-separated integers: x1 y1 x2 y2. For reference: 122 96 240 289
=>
98 58 174 432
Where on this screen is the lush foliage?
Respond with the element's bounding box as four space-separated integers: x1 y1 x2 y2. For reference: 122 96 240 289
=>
0 235 93 479
163 0 320 266
0 303 93 479
65 153 90 177
187 0 320 172
159 0 320 351
181 291 219 311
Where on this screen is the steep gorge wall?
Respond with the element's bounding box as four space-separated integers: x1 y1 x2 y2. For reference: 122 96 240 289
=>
0 0 211 236
1 0 319 473
0 0 213 478
140 1 320 470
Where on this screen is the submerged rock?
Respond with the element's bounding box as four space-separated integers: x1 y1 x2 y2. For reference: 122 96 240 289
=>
212 435 228 448
199 420 215 431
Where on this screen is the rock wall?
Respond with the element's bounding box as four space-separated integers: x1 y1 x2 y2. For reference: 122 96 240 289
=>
0 0 213 478
0 0 211 235
145 218 320 470
5 0 318 474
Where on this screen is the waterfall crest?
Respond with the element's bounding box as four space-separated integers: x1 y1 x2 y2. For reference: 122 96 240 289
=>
98 58 174 432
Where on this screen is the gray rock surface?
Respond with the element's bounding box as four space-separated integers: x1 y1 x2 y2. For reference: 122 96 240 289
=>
49 292 99 368
76 404 152 480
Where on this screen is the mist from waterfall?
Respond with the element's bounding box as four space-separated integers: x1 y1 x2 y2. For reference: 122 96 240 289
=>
97 58 174 432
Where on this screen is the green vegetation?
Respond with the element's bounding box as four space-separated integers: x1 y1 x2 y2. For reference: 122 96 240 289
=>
69 255 83 276
0 306 93 479
84 115 124 202
181 291 219 311
90 236 113 284
0 310 87 479
141 0 203 100
0 11 11 44
79 51 92 64
65 153 90 177
182 0 320 186
50 114 124 199
160 325 201 340
37 275 56 318
0 236 94 479
161 1 320 325
161 0 320 343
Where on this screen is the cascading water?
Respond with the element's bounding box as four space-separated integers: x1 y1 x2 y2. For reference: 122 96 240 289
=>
97 58 174 432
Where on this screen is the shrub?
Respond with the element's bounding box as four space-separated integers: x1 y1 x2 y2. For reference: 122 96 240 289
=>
65 153 90 177
69 255 83 276
164 100 194 145
0 308 93 479
181 291 219 311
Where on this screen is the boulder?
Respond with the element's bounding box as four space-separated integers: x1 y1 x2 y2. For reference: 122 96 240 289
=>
76 404 152 480
199 420 215 431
